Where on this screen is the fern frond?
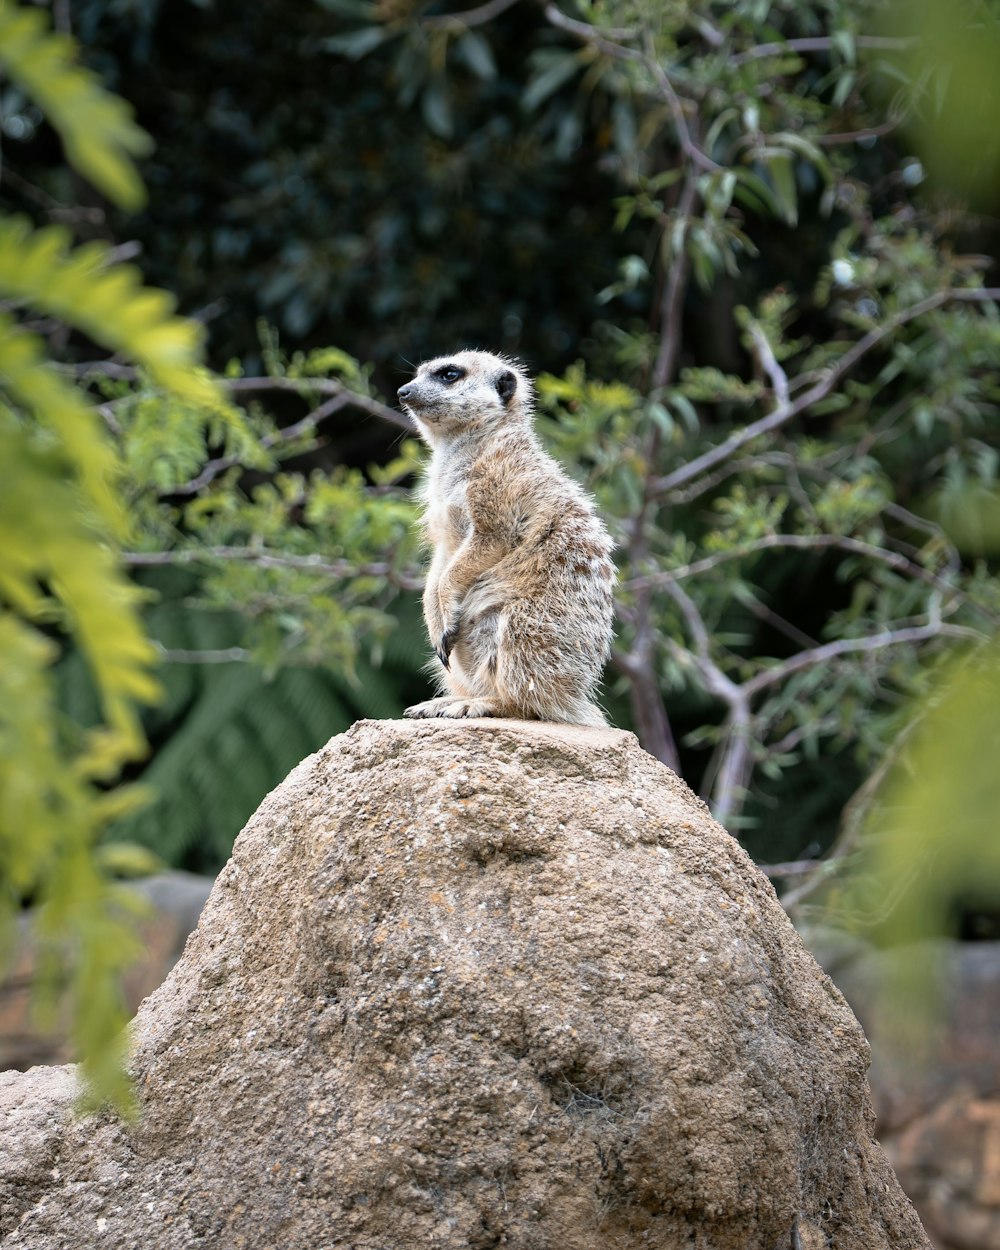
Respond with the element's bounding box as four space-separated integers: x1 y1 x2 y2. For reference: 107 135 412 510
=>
0 221 217 405
0 1 152 209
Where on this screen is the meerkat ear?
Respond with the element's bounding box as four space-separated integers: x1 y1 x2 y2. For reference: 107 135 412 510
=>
495 370 518 406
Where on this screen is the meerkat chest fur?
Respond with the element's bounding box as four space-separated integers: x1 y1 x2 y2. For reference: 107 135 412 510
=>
420 438 476 555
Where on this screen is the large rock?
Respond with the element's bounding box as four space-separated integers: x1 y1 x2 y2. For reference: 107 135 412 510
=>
0 719 928 1249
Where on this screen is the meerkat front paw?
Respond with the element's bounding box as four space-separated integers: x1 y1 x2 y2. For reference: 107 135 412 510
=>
405 696 499 719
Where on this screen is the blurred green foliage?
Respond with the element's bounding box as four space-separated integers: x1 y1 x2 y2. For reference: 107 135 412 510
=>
0 0 215 1106
880 0 1000 208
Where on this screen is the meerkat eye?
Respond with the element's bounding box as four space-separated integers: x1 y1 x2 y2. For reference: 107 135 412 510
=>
435 365 465 384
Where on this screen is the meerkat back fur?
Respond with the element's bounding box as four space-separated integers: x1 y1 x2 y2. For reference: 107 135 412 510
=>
397 349 615 727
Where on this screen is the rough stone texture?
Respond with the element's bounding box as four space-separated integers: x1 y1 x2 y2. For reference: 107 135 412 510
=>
0 719 928 1249
832 940 1000 1250
0 872 214 1073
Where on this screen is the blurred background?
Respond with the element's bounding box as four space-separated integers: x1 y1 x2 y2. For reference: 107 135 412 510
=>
2 0 999 1242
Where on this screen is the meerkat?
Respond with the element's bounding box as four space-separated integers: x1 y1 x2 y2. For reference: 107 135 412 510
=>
397 350 616 727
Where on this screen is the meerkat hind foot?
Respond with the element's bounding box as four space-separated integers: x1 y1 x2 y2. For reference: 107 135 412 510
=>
405 695 500 719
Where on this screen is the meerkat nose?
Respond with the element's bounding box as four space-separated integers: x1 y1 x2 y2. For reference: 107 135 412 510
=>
398 382 416 403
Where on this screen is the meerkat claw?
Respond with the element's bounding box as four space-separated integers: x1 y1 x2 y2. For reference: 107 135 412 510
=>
437 618 460 669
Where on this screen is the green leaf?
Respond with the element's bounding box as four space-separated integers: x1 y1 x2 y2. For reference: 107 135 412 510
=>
453 31 496 81
0 3 152 210
763 150 798 226
0 218 217 406
321 26 389 59
421 79 453 139
523 52 582 111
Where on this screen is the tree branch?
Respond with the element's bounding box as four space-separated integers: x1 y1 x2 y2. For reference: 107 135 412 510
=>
742 618 983 699
730 34 916 67
72 362 416 434
171 393 354 496
541 3 643 61
124 546 424 591
226 376 415 432
641 30 721 175
651 287 1000 498
746 321 790 408
154 645 252 664
617 173 700 772
627 533 967 603
651 173 699 392
611 647 680 773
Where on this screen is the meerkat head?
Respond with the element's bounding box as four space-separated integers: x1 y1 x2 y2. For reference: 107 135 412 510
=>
397 350 532 442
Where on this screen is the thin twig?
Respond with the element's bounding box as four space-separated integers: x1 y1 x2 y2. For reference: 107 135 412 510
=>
155 645 252 664
758 858 824 878
124 546 424 591
542 3 643 62
71 362 416 433
226 376 415 432
730 34 916 67
651 174 699 392
742 619 982 699
627 533 966 602
816 118 902 147
170 393 352 497
641 29 722 174
747 322 790 407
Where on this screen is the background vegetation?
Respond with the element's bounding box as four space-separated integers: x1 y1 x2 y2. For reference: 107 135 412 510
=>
3 0 1000 1091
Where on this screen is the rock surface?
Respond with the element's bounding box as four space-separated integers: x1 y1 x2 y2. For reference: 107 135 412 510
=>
0 718 929 1249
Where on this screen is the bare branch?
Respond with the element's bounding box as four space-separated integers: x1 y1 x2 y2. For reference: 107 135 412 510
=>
226 376 415 433
627 533 968 603
71 362 416 434
758 858 824 879
651 287 1000 498
730 34 916 67
154 645 252 664
124 546 424 591
641 30 722 175
170 393 353 497
651 173 699 392
742 594 818 651
816 118 902 148
615 171 699 772
611 647 681 773
743 618 983 699
542 3 643 62
707 705 753 831
766 714 843 757
746 321 790 408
